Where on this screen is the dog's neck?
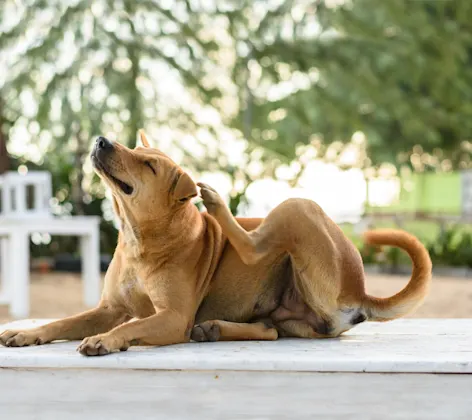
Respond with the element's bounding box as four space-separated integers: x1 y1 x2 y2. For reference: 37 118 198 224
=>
119 202 204 261
116 201 224 301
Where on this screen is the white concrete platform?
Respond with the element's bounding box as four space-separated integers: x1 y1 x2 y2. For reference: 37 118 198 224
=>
1 319 472 419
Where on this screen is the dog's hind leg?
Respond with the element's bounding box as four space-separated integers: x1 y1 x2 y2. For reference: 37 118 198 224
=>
191 320 278 342
198 183 344 325
0 305 130 347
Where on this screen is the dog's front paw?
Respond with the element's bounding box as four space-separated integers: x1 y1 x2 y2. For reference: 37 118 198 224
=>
197 183 225 216
0 329 46 347
77 334 129 357
191 321 221 342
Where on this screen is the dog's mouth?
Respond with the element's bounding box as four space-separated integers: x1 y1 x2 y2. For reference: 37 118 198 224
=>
92 156 134 195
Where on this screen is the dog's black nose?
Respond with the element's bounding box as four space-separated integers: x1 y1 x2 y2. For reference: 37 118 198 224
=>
96 136 113 150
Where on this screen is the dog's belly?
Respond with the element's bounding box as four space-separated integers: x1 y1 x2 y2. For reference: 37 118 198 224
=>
195 246 291 324
196 245 366 338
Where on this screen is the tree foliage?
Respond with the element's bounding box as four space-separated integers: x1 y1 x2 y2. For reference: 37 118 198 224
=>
0 0 227 224
238 0 472 170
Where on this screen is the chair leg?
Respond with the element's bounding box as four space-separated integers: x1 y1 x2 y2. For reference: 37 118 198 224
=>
10 230 30 319
80 230 101 307
0 237 10 304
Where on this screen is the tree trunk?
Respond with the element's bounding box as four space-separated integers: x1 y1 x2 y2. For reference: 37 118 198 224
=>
71 130 86 215
0 101 10 174
128 48 141 149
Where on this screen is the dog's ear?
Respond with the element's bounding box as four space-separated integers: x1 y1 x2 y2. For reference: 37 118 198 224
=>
174 172 197 203
138 129 150 148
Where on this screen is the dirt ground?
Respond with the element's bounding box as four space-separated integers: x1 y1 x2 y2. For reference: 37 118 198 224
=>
0 272 471 324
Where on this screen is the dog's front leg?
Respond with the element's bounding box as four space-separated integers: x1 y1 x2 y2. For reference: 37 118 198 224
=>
0 305 129 347
77 308 190 356
77 271 194 356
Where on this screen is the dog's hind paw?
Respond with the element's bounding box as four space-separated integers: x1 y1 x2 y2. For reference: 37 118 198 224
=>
197 183 225 216
191 322 221 342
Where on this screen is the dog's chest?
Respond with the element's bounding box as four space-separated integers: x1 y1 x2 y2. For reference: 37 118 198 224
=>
119 277 155 318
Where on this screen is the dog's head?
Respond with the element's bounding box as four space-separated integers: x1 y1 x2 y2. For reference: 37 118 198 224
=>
91 131 197 224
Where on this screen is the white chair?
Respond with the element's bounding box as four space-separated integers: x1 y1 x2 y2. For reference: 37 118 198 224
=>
0 171 52 219
0 170 101 319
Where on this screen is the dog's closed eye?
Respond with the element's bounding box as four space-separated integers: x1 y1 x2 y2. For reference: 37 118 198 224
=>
144 161 156 175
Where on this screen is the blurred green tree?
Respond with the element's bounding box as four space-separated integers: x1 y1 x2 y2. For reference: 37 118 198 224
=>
0 0 230 255
0 0 226 228
236 0 472 172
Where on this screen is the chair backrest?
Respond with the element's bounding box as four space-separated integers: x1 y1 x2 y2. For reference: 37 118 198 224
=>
0 171 53 219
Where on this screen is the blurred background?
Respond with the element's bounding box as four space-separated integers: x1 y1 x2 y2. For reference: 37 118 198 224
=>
0 0 471 322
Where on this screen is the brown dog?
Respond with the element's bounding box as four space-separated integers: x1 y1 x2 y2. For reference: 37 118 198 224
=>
0 132 432 355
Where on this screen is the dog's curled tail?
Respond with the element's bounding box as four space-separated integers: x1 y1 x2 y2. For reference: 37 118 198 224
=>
362 229 432 322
